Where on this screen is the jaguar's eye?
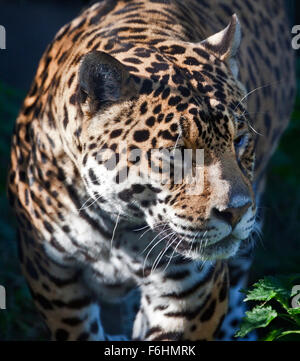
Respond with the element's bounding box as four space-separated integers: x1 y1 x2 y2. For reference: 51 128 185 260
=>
234 134 247 149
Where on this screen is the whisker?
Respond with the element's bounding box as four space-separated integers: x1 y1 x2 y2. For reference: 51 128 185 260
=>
248 122 264 137
142 231 172 277
78 194 100 212
110 211 120 254
168 129 183 154
163 235 180 272
133 224 150 232
139 221 167 240
186 231 199 258
152 232 178 272
138 227 152 240
239 110 264 137
151 232 176 274
198 231 208 259
235 81 281 110
139 225 170 255
78 172 106 211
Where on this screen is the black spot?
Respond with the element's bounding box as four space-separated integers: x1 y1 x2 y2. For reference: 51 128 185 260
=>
213 315 226 339
19 171 26 182
89 169 100 185
165 270 190 280
90 320 99 334
219 281 228 302
170 123 178 132
62 317 83 326
157 113 164 123
141 200 150 207
58 50 68 65
88 143 97 150
190 324 197 332
77 332 89 341
165 113 174 123
264 113 271 134
231 318 239 328
161 87 170 99
184 57 201 66
134 129 150 142
193 47 210 60
44 221 54 234
140 101 148 115
176 103 188 111
55 329 70 341
147 62 169 73
115 166 129 184
146 116 155 127
152 331 183 341
118 189 132 202
35 293 53 310
62 225 71 233
172 70 184 84
57 167 66 182
89 1 118 25
153 104 161 114
159 130 177 141
83 154 88 166
132 184 145 193
200 299 216 322
123 57 143 64
68 73 76 88
154 84 165 97
147 184 162 193
159 44 186 55
140 79 153 95
110 129 123 138
178 86 191 97
26 260 39 280
69 93 77 105
168 96 182 106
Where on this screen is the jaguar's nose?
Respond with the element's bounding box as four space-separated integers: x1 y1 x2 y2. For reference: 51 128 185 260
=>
212 201 251 229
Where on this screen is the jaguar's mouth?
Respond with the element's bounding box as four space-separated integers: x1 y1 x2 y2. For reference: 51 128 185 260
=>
169 233 241 260
132 223 244 261
198 234 241 259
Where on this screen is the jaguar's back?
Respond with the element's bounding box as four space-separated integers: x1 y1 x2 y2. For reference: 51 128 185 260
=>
8 0 295 341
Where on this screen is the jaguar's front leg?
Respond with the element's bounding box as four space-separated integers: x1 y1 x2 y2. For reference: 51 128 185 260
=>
133 261 229 341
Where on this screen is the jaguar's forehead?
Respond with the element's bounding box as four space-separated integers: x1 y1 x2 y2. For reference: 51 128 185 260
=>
118 42 244 101
107 45 246 149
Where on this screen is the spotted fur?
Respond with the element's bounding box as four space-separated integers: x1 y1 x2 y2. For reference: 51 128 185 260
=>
8 0 295 341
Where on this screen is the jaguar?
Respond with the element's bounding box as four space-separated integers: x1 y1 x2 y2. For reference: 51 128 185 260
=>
8 0 295 341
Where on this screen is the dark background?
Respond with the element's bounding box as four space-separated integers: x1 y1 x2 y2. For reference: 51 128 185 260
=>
0 0 299 340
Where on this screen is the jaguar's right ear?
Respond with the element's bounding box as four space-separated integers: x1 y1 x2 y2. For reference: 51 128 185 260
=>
78 51 136 114
201 14 241 78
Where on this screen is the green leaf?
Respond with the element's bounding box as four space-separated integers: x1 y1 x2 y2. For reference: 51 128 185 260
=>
244 275 300 310
276 330 300 341
235 306 277 338
243 279 277 302
264 329 300 341
288 308 300 316
263 329 284 341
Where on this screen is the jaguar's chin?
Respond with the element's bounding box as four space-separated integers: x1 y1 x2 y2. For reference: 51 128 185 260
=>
197 235 241 260
173 234 242 261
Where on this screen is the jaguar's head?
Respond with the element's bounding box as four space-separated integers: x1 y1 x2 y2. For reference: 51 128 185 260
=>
76 15 256 261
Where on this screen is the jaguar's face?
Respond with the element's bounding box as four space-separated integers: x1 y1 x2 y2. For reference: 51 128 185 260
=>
77 15 256 260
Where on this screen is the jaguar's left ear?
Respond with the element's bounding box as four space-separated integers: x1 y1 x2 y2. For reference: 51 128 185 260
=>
201 14 241 78
78 51 137 115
